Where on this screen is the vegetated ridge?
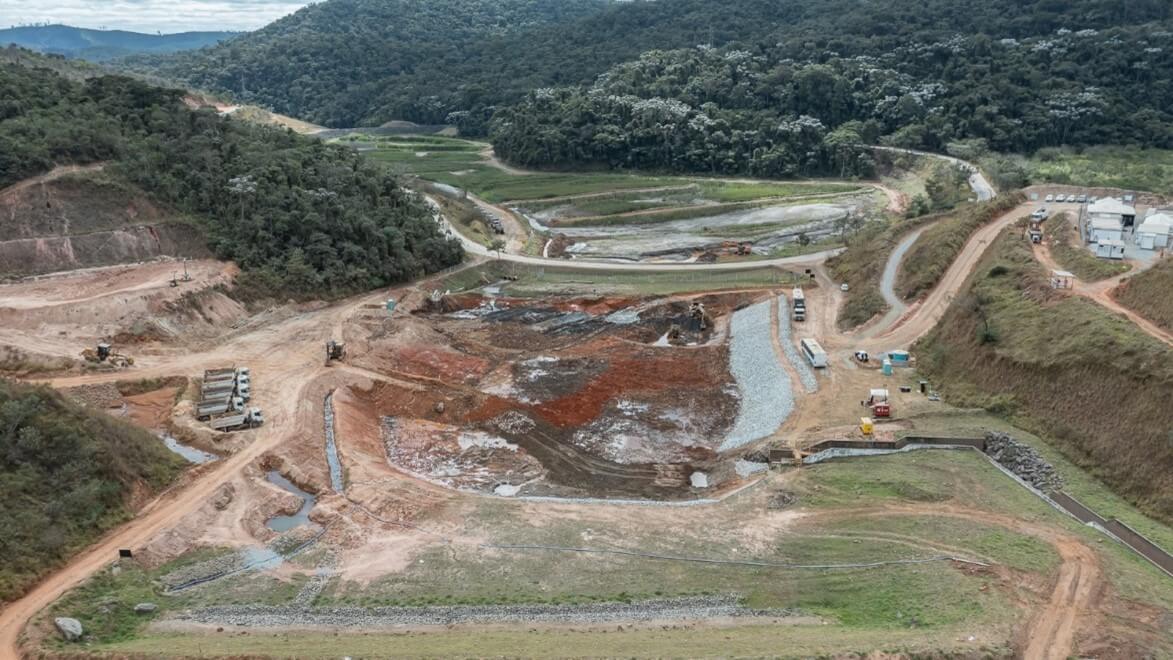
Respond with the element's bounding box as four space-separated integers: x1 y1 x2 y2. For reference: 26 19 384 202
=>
135 0 1171 158
0 379 185 602
0 58 462 297
0 25 238 62
1113 257 1173 334
915 226 1173 522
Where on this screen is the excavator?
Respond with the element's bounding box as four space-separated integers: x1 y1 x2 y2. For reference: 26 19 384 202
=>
81 342 134 367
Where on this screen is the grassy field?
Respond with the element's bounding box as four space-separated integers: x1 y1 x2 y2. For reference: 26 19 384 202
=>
43 434 1173 657
915 225 1173 523
894 194 1024 301
1043 212 1130 281
1027 146 1173 196
1113 256 1173 333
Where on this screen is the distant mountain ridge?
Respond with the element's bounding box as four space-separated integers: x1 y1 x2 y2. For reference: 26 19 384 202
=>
0 24 239 61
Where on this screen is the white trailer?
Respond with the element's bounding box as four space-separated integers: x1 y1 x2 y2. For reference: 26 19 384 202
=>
800 338 828 368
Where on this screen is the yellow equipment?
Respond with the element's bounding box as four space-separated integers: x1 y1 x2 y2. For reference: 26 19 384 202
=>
860 417 874 436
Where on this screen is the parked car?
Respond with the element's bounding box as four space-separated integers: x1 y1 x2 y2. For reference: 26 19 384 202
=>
1045 194 1054 203
1077 194 1087 203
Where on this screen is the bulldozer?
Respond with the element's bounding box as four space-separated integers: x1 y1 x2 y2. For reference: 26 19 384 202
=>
81 342 134 367
326 340 346 363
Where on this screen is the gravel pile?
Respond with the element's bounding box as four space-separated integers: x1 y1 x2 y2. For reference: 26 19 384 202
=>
776 295 818 393
173 595 793 629
984 432 1063 492
719 301 793 452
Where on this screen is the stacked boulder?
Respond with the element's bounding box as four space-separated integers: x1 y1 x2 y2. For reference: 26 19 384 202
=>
984 432 1063 492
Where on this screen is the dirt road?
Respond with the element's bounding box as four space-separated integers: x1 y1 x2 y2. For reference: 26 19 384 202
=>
0 288 389 658
1031 242 1173 348
0 163 106 200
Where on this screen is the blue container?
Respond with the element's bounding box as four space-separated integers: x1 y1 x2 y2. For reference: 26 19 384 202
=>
386 299 397 313
882 359 893 376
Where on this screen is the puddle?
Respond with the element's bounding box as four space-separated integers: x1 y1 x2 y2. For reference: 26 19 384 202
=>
240 546 283 570
265 471 316 533
161 434 218 464
324 393 343 493
653 331 672 347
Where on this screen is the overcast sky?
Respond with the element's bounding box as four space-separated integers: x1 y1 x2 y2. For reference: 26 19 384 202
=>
1 1 314 34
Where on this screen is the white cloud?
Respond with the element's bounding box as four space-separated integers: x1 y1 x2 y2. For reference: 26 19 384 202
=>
0 1 313 33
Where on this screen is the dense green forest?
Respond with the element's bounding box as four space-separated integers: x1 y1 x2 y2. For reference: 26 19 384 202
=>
490 25 1173 176
0 379 184 602
0 61 463 297
132 0 1171 138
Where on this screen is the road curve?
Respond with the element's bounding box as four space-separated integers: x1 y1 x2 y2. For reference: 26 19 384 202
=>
868 145 996 202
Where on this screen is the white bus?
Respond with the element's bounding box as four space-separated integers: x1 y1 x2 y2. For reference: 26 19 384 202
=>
800 338 828 368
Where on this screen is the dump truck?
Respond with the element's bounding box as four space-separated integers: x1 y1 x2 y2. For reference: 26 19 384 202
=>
197 395 244 421
326 340 346 362
209 407 264 432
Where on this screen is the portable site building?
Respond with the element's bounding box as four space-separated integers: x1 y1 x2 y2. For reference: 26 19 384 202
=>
1137 213 1173 250
1088 197 1137 228
1050 269 1074 290
1095 240 1126 260
1089 217 1124 243
886 350 911 366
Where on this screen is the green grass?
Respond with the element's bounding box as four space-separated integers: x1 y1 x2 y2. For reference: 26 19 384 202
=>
1028 146 1173 196
97 625 1008 658
895 194 1025 301
1043 212 1131 282
915 226 1173 522
1114 255 1173 333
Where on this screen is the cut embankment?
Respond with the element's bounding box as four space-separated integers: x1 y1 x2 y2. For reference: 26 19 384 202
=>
1113 256 1173 334
719 300 792 451
0 173 209 277
914 225 1173 522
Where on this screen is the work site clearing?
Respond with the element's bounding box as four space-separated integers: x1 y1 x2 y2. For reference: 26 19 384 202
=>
1 159 1171 660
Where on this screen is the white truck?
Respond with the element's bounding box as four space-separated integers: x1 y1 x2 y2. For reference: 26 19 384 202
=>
792 287 806 322
209 407 264 432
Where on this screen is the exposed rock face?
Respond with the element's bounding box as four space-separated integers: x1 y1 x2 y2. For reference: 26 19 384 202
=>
984 431 1063 492
134 602 159 614
54 617 83 641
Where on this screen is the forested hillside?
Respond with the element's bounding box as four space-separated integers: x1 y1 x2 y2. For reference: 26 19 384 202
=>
0 25 237 61
0 379 184 602
491 25 1173 176
135 0 1171 136
0 61 462 298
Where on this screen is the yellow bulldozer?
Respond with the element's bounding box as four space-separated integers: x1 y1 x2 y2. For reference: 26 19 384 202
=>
81 343 134 367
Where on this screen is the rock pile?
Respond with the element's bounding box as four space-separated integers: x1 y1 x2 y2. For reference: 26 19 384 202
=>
984 432 1063 492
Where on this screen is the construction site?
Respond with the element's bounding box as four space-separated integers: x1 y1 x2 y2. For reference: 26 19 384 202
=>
1 152 1171 659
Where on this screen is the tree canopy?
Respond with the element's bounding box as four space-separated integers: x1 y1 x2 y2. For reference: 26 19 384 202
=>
0 61 463 298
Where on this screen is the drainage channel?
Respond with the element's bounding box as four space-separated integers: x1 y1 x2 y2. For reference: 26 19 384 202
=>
265 471 316 533
160 433 218 464
324 391 344 493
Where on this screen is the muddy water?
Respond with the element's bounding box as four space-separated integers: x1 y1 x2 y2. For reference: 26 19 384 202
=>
265 471 316 532
161 434 218 464
323 392 344 493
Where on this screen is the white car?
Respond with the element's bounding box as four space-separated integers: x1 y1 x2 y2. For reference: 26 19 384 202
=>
1045 194 1054 203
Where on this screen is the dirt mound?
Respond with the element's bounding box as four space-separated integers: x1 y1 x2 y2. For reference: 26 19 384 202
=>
0 173 208 276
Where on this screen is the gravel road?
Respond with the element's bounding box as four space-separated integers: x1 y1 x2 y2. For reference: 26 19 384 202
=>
776 295 819 393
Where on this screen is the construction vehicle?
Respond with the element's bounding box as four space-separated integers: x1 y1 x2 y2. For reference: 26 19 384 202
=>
326 340 346 362
1028 219 1043 243
860 417 874 436
688 302 708 331
81 343 134 367
792 288 806 322
209 407 264 432
197 395 245 421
